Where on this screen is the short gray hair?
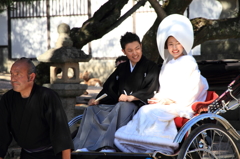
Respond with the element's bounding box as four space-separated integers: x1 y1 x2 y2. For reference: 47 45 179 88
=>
17 57 36 74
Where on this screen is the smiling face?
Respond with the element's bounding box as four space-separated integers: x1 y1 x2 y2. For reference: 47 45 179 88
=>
122 41 142 66
166 36 184 60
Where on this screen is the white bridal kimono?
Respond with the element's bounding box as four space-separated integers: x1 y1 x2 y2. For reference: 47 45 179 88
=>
114 14 209 155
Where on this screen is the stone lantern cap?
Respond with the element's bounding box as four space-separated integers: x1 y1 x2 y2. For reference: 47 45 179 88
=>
37 23 91 63
37 47 92 63
37 23 92 84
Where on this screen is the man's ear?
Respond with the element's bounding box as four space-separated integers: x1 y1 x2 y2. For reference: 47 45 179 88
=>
29 73 36 82
122 49 126 55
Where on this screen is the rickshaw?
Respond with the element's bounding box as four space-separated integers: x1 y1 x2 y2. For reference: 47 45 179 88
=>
68 74 240 159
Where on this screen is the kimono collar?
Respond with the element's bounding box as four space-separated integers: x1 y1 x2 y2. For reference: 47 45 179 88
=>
129 61 135 72
156 14 194 65
126 55 146 72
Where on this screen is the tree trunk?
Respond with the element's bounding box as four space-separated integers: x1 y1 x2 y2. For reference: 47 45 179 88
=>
193 17 240 47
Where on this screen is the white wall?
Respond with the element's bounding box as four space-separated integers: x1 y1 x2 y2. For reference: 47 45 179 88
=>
187 0 222 55
11 18 48 58
0 10 8 45
189 0 222 19
10 0 90 58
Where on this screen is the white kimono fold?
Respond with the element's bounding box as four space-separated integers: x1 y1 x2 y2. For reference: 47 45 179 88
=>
114 104 179 154
114 55 209 154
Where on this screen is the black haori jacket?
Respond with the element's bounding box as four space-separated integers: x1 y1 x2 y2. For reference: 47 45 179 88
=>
96 55 160 107
0 84 73 158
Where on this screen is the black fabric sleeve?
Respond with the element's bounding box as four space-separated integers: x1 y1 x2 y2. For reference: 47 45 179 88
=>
96 69 119 105
0 93 13 158
131 62 160 104
43 89 74 155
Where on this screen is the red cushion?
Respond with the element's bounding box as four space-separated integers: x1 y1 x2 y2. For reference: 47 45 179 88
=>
174 91 219 128
174 117 189 128
191 91 219 112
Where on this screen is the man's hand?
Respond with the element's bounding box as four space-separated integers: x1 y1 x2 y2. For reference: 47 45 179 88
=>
88 98 99 105
118 94 138 102
62 149 71 159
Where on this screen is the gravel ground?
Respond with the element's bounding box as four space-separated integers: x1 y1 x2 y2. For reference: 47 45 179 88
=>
0 74 11 96
0 80 11 89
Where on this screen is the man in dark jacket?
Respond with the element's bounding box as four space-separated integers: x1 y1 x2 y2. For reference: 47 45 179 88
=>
0 58 73 159
73 32 160 152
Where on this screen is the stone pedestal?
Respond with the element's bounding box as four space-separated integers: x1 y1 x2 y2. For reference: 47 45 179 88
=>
37 23 92 131
43 83 87 132
43 83 87 120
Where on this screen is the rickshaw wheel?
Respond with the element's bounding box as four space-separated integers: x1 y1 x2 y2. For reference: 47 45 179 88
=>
177 124 240 159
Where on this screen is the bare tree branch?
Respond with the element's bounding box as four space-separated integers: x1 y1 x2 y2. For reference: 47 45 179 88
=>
147 0 166 19
193 17 240 47
164 0 192 14
70 0 148 49
70 0 129 49
105 0 148 33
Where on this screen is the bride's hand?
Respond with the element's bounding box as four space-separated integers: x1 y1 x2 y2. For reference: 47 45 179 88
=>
147 97 159 104
158 98 175 105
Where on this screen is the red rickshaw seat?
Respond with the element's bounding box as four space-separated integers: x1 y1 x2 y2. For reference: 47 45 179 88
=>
174 91 219 128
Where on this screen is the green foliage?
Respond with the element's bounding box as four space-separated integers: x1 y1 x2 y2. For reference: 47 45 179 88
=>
0 0 12 13
0 0 38 13
35 62 50 86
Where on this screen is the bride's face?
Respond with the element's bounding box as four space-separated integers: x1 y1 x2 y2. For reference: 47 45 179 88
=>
166 36 184 60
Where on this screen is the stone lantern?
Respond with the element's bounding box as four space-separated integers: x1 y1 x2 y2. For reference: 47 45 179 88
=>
37 23 91 122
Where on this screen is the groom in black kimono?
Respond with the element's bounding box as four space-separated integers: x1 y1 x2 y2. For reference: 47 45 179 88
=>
73 32 160 152
0 58 73 159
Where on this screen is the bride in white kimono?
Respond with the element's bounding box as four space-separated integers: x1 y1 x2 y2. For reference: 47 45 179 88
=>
114 14 209 155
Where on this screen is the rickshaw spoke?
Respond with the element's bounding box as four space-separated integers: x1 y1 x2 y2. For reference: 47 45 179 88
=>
177 124 239 159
